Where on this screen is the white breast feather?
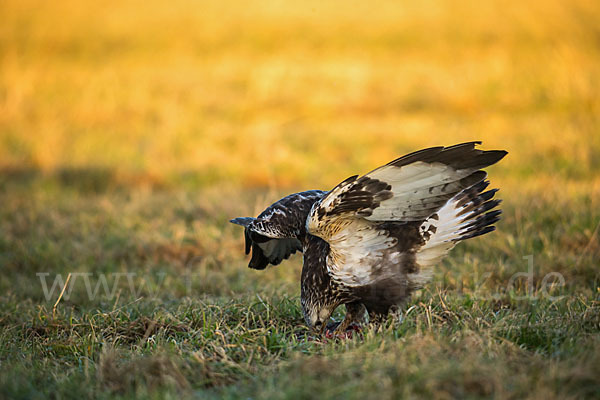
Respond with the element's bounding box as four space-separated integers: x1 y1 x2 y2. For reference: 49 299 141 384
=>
325 219 400 286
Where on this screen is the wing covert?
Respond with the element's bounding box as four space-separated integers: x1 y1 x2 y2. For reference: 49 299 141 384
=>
305 142 507 287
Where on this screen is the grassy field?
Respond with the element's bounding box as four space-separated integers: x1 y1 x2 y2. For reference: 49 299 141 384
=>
1 0 600 398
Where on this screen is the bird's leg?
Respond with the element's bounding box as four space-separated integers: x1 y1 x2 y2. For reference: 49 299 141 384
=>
335 302 366 333
368 310 388 331
323 302 366 339
318 321 327 336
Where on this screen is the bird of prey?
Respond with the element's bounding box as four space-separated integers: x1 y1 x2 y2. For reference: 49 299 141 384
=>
231 142 507 335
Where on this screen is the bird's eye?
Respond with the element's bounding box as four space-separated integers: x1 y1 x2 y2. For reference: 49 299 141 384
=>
314 320 323 327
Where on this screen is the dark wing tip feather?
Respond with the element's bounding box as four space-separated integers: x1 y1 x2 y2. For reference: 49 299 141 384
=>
248 242 269 270
386 142 507 171
385 146 444 167
453 180 503 242
459 150 508 169
465 170 488 182
479 188 499 202
456 225 496 241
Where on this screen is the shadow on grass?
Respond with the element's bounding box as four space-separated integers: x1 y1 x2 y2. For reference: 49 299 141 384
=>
0 165 247 194
0 166 121 194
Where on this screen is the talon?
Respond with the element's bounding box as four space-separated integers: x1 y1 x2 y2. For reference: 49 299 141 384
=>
348 322 361 331
321 321 362 341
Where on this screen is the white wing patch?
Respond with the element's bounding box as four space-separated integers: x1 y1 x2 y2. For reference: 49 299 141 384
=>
324 219 400 286
362 162 479 222
413 182 501 287
411 201 459 286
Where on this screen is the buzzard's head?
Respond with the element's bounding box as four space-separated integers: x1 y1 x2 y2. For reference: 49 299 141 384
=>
301 295 336 332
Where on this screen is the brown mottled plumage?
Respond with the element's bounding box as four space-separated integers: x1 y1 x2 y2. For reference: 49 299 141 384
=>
231 142 507 333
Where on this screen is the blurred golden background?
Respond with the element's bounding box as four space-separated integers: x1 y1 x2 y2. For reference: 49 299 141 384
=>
1 0 599 193
2 3 599 396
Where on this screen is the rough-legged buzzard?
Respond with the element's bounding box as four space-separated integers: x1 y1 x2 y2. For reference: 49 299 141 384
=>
231 142 507 334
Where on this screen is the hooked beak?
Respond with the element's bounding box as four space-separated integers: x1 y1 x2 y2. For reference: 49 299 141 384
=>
313 320 327 336
230 217 254 227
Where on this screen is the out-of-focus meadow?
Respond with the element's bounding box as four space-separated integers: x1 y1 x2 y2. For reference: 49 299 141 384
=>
1 0 599 399
2 0 599 191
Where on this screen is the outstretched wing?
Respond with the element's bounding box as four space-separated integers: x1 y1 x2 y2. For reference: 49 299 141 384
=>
306 142 507 286
307 142 506 236
231 190 326 270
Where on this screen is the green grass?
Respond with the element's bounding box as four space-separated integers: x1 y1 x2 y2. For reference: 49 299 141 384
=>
0 177 598 399
1 0 600 397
